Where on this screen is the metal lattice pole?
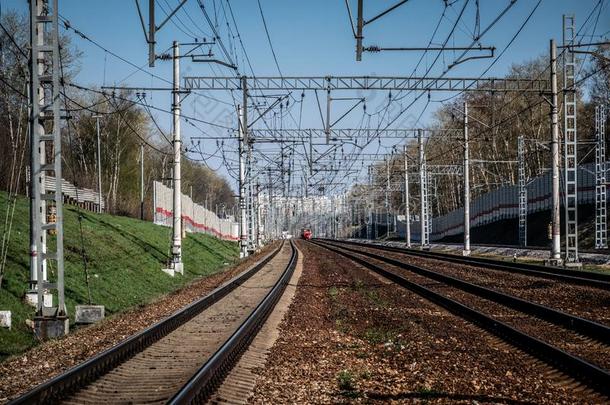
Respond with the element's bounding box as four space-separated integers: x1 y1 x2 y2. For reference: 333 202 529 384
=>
563 15 580 264
595 105 607 249
518 135 528 247
418 129 429 249
385 158 390 237
404 144 411 247
29 0 67 332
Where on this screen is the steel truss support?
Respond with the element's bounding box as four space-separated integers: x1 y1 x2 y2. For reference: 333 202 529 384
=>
184 76 549 93
29 0 67 334
563 15 580 265
404 144 411 247
246 128 463 141
595 105 607 249
418 130 430 249
246 143 256 252
518 135 528 247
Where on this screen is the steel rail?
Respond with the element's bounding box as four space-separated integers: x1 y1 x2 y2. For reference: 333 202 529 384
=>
9 243 285 405
322 240 610 346
168 240 298 404
333 239 610 289
313 241 610 398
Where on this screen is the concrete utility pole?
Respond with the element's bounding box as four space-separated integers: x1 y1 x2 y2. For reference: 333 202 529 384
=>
549 39 562 265
463 101 471 256
93 115 103 213
404 144 411 247
238 104 248 256
140 144 145 220
169 41 183 274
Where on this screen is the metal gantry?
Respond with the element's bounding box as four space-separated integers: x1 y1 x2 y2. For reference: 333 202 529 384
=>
29 0 68 336
518 135 528 247
563 15 579 265
595 105 607 249
247 128 462 141
184 76 549 93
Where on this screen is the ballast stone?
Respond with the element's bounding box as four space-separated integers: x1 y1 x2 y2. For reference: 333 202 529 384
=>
75 305 105 324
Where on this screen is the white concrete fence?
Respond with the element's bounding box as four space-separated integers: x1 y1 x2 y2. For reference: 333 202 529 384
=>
45 176 104 212
153 181 239 242
400 162 599 241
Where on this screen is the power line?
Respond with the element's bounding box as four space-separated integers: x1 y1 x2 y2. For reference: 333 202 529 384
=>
256 0 282 77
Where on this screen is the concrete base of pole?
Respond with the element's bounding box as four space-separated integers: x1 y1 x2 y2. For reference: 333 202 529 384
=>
162 267 175 276
75 305 105 324
173 262 184 275
546 258 563 266
0 311 11 330
34 315 69 339
25 291 53 308
462 250 471 256
564 261 583 268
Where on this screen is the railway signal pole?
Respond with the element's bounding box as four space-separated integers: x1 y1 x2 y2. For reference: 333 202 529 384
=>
463 101 471 256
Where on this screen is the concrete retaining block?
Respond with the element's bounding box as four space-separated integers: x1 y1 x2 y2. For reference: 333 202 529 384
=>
25 292 53 308
75 305 105 324
0 311 11 330
34 316 69 339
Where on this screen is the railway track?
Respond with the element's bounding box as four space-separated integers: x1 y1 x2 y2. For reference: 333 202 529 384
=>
334 239 610 290
10 241 297 405
313 239 610 398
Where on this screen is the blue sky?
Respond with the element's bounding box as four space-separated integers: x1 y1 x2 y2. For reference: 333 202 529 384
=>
3 0 609 192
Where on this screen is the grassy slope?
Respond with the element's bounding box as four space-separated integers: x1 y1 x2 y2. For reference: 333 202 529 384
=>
0 191 238 361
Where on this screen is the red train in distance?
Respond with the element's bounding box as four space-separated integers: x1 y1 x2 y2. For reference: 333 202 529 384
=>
301 228 312 240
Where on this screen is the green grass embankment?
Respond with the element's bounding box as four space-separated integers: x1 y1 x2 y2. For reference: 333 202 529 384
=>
0 191 238 361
